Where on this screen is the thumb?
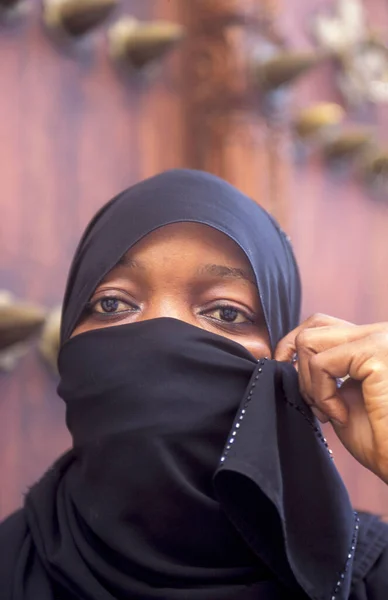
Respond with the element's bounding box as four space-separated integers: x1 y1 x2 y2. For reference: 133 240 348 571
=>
274 331 297 362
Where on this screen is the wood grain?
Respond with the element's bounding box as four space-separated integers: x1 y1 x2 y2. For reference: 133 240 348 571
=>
0 0 185 518
284 0 388 514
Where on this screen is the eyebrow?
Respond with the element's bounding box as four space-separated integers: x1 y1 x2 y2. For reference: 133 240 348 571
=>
116 255 256 285
197 264 256 285
116 255 146 269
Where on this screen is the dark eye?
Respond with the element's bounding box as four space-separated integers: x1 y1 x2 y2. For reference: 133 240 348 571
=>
90 297 136 315
101 298 120 313
219 306 239 322
206 305 253 324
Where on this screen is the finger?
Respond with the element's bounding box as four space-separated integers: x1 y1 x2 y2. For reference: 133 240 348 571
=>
287 318 351 417
294 342 331 422
311 406 331 423
286 322 388 408
274 314 353 362
294 322 388 358
294 338 312 403
293 324 360 404
309 349 349 425
305 335 388 425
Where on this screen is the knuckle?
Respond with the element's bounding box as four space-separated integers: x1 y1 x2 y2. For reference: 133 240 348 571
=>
370 330 388 350
283 338 295 350
308 312 330 326
367 356 386 377
295 329 313 349
305 312 350 329
275 338 295 358
309 353 322 371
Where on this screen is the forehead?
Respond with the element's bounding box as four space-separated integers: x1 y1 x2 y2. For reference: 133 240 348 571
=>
124 222 248 253
118 222 256 268
105 223 257 289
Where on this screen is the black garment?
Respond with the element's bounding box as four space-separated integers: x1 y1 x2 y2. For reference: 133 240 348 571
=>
1 347 388 599
1 169 388 599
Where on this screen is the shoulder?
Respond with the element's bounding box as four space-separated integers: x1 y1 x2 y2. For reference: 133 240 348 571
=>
0 508 28 548
0 507 27 534
350 511 388 599
0 509 28 591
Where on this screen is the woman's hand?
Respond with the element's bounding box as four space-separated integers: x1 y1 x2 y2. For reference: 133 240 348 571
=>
275 314 388 485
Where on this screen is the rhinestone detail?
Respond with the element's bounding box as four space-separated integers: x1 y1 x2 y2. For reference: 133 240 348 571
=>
220 359 267 464
220 358 358 599
283 398 335 460
330 512 359 599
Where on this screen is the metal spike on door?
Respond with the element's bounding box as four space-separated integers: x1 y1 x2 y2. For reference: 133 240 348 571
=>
0 291 46 372
43 0 118 37
108 17 185 70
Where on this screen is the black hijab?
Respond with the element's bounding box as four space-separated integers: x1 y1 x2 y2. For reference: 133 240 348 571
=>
60 168 301 348
0 170 360 600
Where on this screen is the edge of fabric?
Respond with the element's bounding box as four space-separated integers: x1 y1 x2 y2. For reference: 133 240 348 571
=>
214 360 357 600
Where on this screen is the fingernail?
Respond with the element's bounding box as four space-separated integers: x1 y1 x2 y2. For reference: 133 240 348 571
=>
312 407 329 423
330 417 347 427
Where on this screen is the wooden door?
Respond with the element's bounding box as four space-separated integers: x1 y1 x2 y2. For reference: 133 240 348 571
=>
282 0 388 514
0 0 187 518
1 0 388 520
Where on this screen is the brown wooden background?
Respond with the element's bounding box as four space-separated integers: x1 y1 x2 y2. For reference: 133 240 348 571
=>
1 0 388 520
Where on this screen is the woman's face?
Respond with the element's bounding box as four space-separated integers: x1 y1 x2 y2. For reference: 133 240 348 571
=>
72 223 271 359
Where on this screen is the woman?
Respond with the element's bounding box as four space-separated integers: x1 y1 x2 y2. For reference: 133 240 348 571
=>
1 168 388 599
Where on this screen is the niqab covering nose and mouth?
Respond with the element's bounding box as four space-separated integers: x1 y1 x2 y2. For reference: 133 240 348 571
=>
0 170 363 600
